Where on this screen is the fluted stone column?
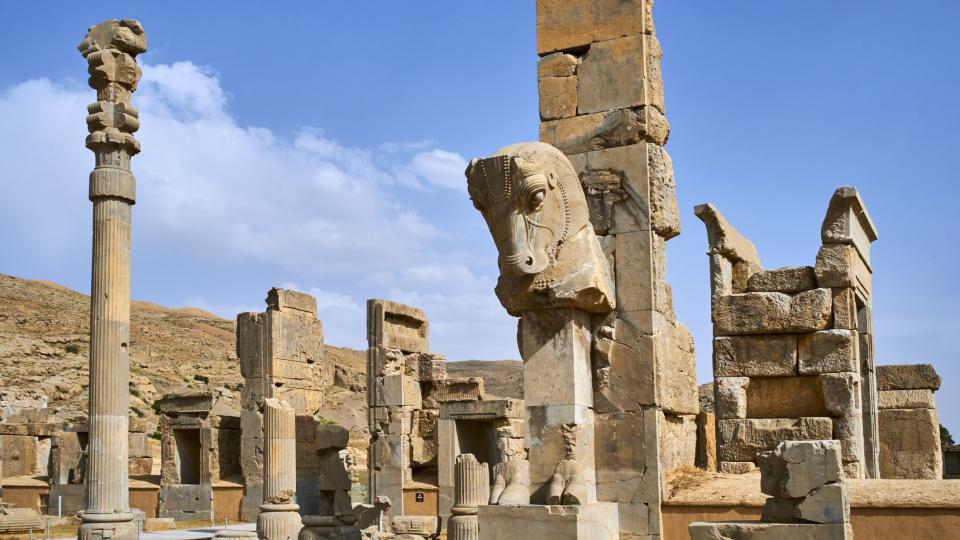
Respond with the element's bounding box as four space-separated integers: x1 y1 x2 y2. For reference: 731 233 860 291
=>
77 19 147 540
257 399 302 540
449 454 489 540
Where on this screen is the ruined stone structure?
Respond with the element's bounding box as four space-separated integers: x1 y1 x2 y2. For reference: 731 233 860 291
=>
448 454 489 540
696 187 880 479
513 1 697 536
238 288 330 521
438 398 524 527
156 390 241 520
689 440 852 539
366 298 489 522
298 421 361 540
78 19 147 540
877 364 943 479
257 399 302 540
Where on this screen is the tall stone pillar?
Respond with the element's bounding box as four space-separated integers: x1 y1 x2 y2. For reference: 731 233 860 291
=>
77 19 147 540
257 399 302 540
448 454 489 540
536 1 700 536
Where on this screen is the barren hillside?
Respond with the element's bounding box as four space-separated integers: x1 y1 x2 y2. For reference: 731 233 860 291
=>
0 274 521 449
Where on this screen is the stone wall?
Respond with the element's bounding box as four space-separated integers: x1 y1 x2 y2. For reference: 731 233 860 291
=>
367 299 489 520
877 364 942 479
237 288 330 521
536 1 698 536
696 187 880 479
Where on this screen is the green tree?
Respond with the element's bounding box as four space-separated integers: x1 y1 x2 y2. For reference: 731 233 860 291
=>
941 424 955 446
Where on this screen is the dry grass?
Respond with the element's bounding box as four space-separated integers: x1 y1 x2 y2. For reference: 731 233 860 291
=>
664 466 714 499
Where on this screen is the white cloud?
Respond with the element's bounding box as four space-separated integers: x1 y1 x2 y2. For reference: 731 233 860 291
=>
0 60 518 361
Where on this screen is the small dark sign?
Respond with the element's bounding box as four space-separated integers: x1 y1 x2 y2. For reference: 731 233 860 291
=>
415 492 425 503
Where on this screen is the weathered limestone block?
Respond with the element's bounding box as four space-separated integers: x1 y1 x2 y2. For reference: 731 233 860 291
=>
819 374 860 416
370 434 410 470
267 288 317 315
832 413 864 467
718 461 755 474
477 503 620 540
713 335 798 377
878 407 942 479
391 515 439 538
594 409 659 505
655 321 698 415
876 363 941 391
756 440 842 499
578 34 663 114
714 377 748 420
526 405 596 504
536 0 653 54
520 309 593 408
747 267 817 294
540 106 669 154
696 411 717 471
538 52 577 77
821 186 878 266
815 244 871 292
465 143 615 315
713 290 832 336
539 76 577 120
434 378 484 403
694 203 764 294
658 413 697 474
367 299 429 354
745 377 828 419
380 374 422 408
877 389 935 409
796 483 849 524
831 288 857 330
717 418 833 463
689 522 851 540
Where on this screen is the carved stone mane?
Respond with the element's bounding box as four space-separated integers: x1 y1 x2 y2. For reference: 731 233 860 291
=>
466 142 614 315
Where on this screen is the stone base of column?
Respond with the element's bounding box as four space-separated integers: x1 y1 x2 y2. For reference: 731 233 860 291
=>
299 515 361 540
215 531 258 539
78 512 136 540
477 503 618 540
689 522 852 540
257 504 303 540
448 510 479 540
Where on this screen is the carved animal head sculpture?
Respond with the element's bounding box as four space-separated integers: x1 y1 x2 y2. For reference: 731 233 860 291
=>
466 142 614 315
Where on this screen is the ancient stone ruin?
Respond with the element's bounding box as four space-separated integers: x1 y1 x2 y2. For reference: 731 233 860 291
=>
690 439 852 539
877 364 943 479
695 187 880 479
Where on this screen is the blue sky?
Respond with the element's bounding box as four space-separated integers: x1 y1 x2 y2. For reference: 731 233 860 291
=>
1 2 957 433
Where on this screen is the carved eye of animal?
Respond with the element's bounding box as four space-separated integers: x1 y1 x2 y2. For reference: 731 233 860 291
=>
528 189 546 212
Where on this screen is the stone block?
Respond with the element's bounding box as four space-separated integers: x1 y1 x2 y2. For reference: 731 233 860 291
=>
717 418 833 463
746 377 828 419
713 335 798 377
798 330 858 375
757 440 842 498
593 336 655 414
0 435 38 476
831 288 857 331
371 434 409 470
538 52 577 77
594 409 659 504
540 106 669 155
520 309 593 408
391 515 439 536
267 288 317 315
797 483 849 524
819 373 860 416
614 231 654 312
694 204 763 284
747 266 817 294
876 364 941 391
713 290 832 335
536 0 652 54
696 411 717 471
380 374 422 408
435 377 484 403
689 522 852 540
578 34 663 114
539 76 577 120
715 377 748 420
820 186 878 266
477 502 620 540
659 413 697 474
877 389 935 409
815 244 871 294
128 431 149 456
128 456 153 476
718 461 756 474
878 407 942 479
368 299 429 353
656 321 698 415
440 399 523 420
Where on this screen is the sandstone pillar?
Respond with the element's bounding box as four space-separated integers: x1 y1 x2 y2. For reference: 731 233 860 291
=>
77 19 147 540
257 399 302 540
448 454 489 540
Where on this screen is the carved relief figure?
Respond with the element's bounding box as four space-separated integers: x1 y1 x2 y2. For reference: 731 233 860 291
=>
466 142 615 315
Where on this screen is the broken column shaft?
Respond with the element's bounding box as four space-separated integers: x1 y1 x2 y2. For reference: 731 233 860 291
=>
257 399 302 540
77 19 147 540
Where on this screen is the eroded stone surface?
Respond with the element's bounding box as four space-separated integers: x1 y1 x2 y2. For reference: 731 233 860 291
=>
713 290 832 336
713 335 797 378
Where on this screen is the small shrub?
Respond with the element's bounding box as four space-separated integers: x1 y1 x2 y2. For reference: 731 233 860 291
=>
193 374 210 384
149 430 161 440
65 344 81 354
